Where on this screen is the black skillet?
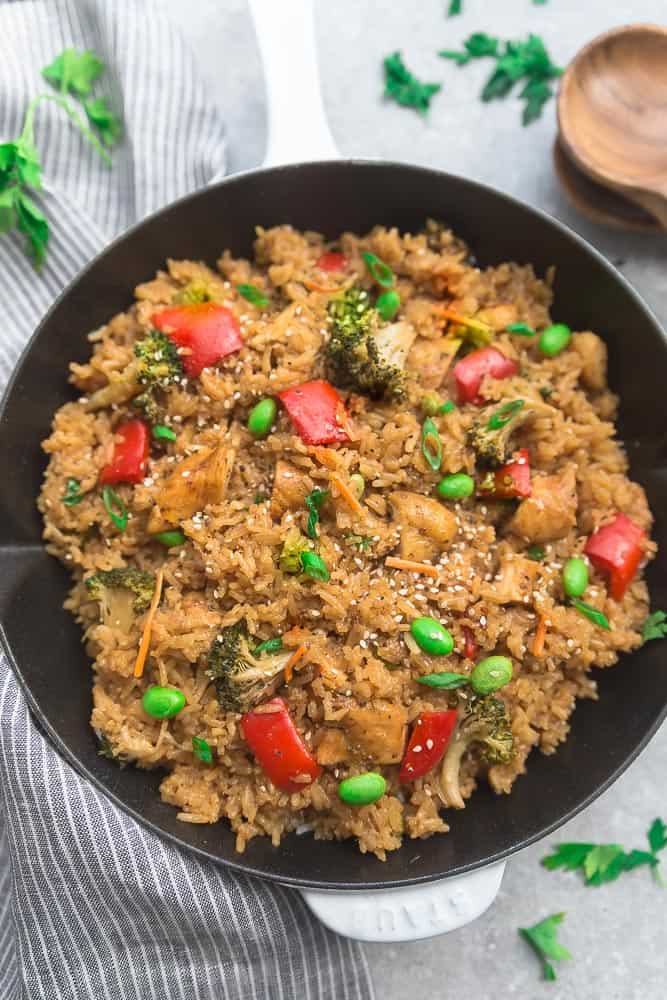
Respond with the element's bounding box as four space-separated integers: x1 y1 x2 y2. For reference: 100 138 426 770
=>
0 160 666 891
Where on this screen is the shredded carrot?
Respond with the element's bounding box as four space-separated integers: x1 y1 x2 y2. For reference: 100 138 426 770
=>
284 643 307 684
133 567 164 679
533 615 547 658
331 473 364 514
440 308 490 335
311 447 339 470
385 557 439 579
303 278 341 294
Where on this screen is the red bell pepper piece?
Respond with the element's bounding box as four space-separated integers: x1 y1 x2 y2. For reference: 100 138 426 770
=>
152 303 243 378
584 512 646 601
99 419 149 485
462 626 478 661
316 251 348 273
477 448 531 500
278 380 351 446
398 710 458 783
240 697 322 793
453 347 518 405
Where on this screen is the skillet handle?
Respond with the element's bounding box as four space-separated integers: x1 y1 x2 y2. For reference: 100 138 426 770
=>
300 861 505 942
248 0 339 166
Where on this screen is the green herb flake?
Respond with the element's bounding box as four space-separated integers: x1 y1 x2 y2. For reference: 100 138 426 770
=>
42 49 104 98
542 818 667 887
421 417 443 472
305 487 330 540
84 96 122 147
526 545 546 562
519 913 571 982
192 736 213 765
62 477 85 506
345 534 374 552
570 597 610 630
506 321 536 337
102 484 128 532
252 637 284 657
447 0 462 15
642 610 667 643
417 672 470 690
383 52 441 116
237 283 269 308
254 492 267 504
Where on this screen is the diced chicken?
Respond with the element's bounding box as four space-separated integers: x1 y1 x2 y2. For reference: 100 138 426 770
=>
508 465 577 543
482 555 540 605
407 336 462 390
270 459 314 517
314 728 350 765
148 444 235 532
389 491 458 562
341 701 407 764
571 332 607 392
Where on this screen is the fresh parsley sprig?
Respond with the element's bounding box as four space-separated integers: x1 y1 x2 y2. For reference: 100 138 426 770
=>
642 610 667 643
383 52 441 116
519 912 571 981
542 817 667 887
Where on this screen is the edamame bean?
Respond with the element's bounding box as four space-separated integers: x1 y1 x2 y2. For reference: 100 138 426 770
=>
376 289 400 321
437 473 475 500
470 656 513 695
563 557 589 598
410 617 454 656
142 685 186 719
338 772 386 806
248 398 277 438
154 529 186 548
539 323 571 357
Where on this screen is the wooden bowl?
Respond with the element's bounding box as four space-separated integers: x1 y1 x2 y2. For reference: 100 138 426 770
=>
558 24 667 229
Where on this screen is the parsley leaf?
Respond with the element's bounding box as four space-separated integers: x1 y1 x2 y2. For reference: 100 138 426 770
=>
42 49 103 98
15 191 49 267
519 913 571 981
543 818 667 886
383 52 441 116
305 488 330 540
642 610 667 643
439 32 562 124
648 817 667 855
447 0 462 15
84 97 123 147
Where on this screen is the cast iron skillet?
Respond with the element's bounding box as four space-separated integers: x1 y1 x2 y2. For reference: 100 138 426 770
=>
1 161 666 890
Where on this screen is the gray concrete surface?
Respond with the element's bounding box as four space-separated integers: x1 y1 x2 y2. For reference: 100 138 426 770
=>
163 1 667 996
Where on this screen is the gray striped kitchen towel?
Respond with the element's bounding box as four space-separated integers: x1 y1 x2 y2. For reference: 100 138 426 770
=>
0 2 374 997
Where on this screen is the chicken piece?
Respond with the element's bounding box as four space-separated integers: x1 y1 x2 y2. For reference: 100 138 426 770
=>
148 444 235 532
314 728 350 765
341 701 407 764
571 332 607 392
389 491 458 561
407 336 462 390
482 554 540 605
270 459 314 517
508 465 577 543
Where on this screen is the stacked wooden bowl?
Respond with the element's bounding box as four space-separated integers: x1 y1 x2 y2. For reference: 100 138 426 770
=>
555 24 667 232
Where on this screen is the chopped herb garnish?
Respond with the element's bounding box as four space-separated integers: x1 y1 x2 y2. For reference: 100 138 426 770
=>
252 637 284 657
84 96 122 147
539 385 554 399
438 400 456 414
486 398 524 431
383 52 441 116
417 672 470 690
526 545 546 562
300 550 330 582
519 913 571 982
542 818 667 887
102 484 128 532
440 33 562 125
345 533 374 551
192 735 213 765
305 487 330 540
570 597 610 630
447 0 462 15
421 417 442 472
237 283 269 308
62 477 85 506
361 251 394 288
152 424 177 443
642 610 667 643
506 322 536 337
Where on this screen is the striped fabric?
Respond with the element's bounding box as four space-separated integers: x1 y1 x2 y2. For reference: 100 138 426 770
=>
0 2 373 997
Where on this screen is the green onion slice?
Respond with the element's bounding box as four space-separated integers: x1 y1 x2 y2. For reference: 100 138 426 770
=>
526 546 546 562
155 529 186 548
62 477 85 506
361 251 394 288
152 424 177 443
506 322 536 337
252 637 284 657
421 417 442 472
571 598 611 630
300 550 330 582
438 400 456 414
192 736 213 764
487 399 525 430
305 488 330 540
102 485 128 532
417 672 470 689
237 283 269 307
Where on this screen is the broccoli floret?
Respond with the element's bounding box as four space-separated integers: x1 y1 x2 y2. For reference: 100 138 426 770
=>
173 281 213 304
86 567 156 630
207 620 292 712
279 527 313 574
468 398 537 468
325 288 416 400
438 693 515 809
84 329 184 413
